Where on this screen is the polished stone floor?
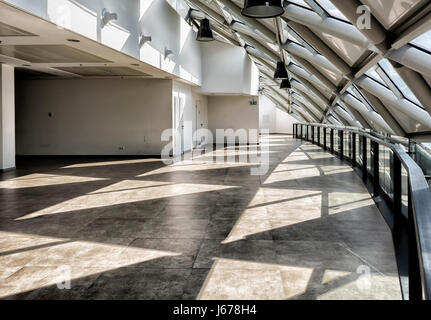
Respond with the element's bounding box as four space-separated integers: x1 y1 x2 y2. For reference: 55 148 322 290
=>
0 135 401 300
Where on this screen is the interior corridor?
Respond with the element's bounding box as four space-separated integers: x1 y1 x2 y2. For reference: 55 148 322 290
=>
0 135 401 300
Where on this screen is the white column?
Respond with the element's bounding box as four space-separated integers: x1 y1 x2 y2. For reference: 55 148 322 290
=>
0 64 15 171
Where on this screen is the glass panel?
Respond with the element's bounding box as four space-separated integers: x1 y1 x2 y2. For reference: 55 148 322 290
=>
379 145 394 199
366 68 386 86
411 30 431 53
357 135 363 166
412 144 431 189
367 139 371 176
379 59 422 106
315 0 350 22
370 141 374 178
334 130 339 154
320 127 324 147
401 166 408 216
326 129 331 149
288 0 312 9
344 132 350 160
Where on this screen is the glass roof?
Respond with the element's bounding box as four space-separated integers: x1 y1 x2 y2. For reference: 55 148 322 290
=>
411 30 431 53
365 68 386 86
315 0 350 22
286 0 312 9
379 59 422 106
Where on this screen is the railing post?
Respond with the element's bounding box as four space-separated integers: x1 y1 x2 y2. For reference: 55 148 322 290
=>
362 136 367 182
317 127 320 146
312 126 315 144
352 133 356 167
306 125 308 141
330 129 334 154
339 130 344 160
323 128 326 150
373 141 380 197
408 183 423 300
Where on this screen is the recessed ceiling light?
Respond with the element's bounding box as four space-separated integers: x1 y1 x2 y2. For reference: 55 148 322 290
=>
67 39 80 43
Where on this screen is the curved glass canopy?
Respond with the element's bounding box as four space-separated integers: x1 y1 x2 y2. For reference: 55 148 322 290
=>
175 0 431 141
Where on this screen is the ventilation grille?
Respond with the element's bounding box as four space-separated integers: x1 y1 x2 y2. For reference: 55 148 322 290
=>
55 66 151 77
0 45 111 63
0 22 36 37
15 68 59 80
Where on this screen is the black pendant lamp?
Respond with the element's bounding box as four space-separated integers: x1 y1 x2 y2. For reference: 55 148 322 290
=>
280 78 291 89
274 61 288 79
197 18 214 42
242 0 285 19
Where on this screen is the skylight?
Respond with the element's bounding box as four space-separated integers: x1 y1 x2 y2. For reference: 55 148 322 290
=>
379 59 422 106
287 0 312 9
411 30 431 53
315 0 350 22
365 68 386 86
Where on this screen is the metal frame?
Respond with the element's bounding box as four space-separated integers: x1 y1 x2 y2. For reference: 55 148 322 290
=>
293 123 431 300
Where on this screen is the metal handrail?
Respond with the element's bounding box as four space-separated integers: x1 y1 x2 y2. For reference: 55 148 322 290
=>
294 123 431 300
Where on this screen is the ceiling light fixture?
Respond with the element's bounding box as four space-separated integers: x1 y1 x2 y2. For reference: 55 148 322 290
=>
196 18 214 42
242 0 285 19
102 8 118 27
274 61 288 79
139 33 152 48
165 48 174 59
280 78 291 89
67 39 80 43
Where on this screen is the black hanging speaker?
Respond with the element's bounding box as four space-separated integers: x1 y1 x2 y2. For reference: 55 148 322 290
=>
242 0 285 19
197 18 214 42
274 61 289 79
280 78 291 89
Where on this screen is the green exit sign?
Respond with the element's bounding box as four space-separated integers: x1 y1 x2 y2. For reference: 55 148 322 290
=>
250 100 258 106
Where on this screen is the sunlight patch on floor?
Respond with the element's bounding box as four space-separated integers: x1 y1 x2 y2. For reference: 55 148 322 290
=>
61 159 161 169
317 274 402 300
197 258 314 300
0 231 180 298
0 174 107 189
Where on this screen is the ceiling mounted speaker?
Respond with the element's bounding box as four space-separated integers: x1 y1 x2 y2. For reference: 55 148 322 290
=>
197 19 214 42
242 0 285 19
280 79 291 89
274 61 288 79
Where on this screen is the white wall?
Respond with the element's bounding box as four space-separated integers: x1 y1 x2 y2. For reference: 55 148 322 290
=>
208 96 259 144
3 0 203 85
16 78 173 155
276 108 296 134
0 65 15 170
198 41 259 95
172 80 208 154
259 95 296 134
259 95 277 133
